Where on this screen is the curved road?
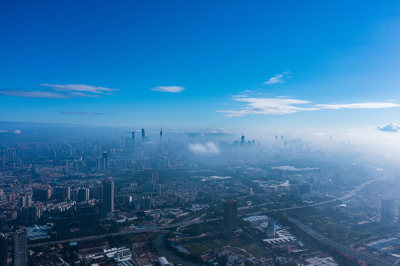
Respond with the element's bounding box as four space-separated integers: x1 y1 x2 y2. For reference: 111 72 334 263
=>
240 179 377 214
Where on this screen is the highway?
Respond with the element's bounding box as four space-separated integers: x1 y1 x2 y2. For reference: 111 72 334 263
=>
239 179 377 213
28 217 221 248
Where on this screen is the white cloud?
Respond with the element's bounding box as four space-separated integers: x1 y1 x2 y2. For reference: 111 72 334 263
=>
220 95 400 117
219 96 317 117
151 86 185 93
14 129 22 134
264 72 291 85
189 142 220 154
0 130 7 133
312 132 326 136
378 123 400 133
317 102 400 109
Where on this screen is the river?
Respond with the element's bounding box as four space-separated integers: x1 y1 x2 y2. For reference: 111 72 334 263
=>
156 232 200 266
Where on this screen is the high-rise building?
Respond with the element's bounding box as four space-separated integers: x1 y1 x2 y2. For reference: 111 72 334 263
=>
266 220 276 238
156 184 162 195
53 186 71 201
32 187 51 202
12 229 27 266
96 152 109 172
144 182 155 194
381 199 396 224
160 128 163 140
141 128 145 142
131 131 135 145
0 233 7 266
26 195 32 207
223 200 238 237
240 135 245 146
18 206 39 225
77 188 90 202
90 185 103 200
140 197 152 210
103 179 114 213
19 197 26 208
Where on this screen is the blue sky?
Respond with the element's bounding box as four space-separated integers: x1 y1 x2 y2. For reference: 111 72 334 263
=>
1 0 400 131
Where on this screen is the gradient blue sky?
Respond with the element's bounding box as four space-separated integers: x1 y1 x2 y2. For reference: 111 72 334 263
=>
1 1 400 130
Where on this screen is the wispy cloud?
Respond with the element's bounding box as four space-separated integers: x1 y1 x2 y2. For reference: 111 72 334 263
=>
151 86 185 93
220 96 400 117
264 72 291 85
0 90 69 99
60 111 104 115
0 84 118 99
41 84 118 94
68 92 102 98
316 102 400 109
219 96 317 117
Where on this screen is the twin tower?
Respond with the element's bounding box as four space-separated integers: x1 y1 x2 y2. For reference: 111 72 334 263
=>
130 128 163 143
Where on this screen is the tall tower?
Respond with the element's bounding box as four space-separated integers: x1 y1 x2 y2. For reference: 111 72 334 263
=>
223 200 238 237
102 179 114 214
141 128 145 142
160 128 163 140
131 131 135 144
240 135 245 146
13 229 27 266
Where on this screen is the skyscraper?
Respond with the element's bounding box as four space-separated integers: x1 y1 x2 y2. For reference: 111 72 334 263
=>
18 206 39 225
141 128 145 142
97 152 108 172
223 200 238 237
77 188 90 202
12 229 27 266
32 187 51 202
131 131 135 146
0 234 7 266
140 197 152 210
102 152 108 170
19 196 26 208
103 179 114 214
381 199 396 224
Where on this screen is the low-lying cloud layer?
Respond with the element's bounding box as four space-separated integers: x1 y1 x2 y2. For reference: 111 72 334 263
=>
189 142 220 154
219 96 400 117
0 129 22 134
0 84 118 99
